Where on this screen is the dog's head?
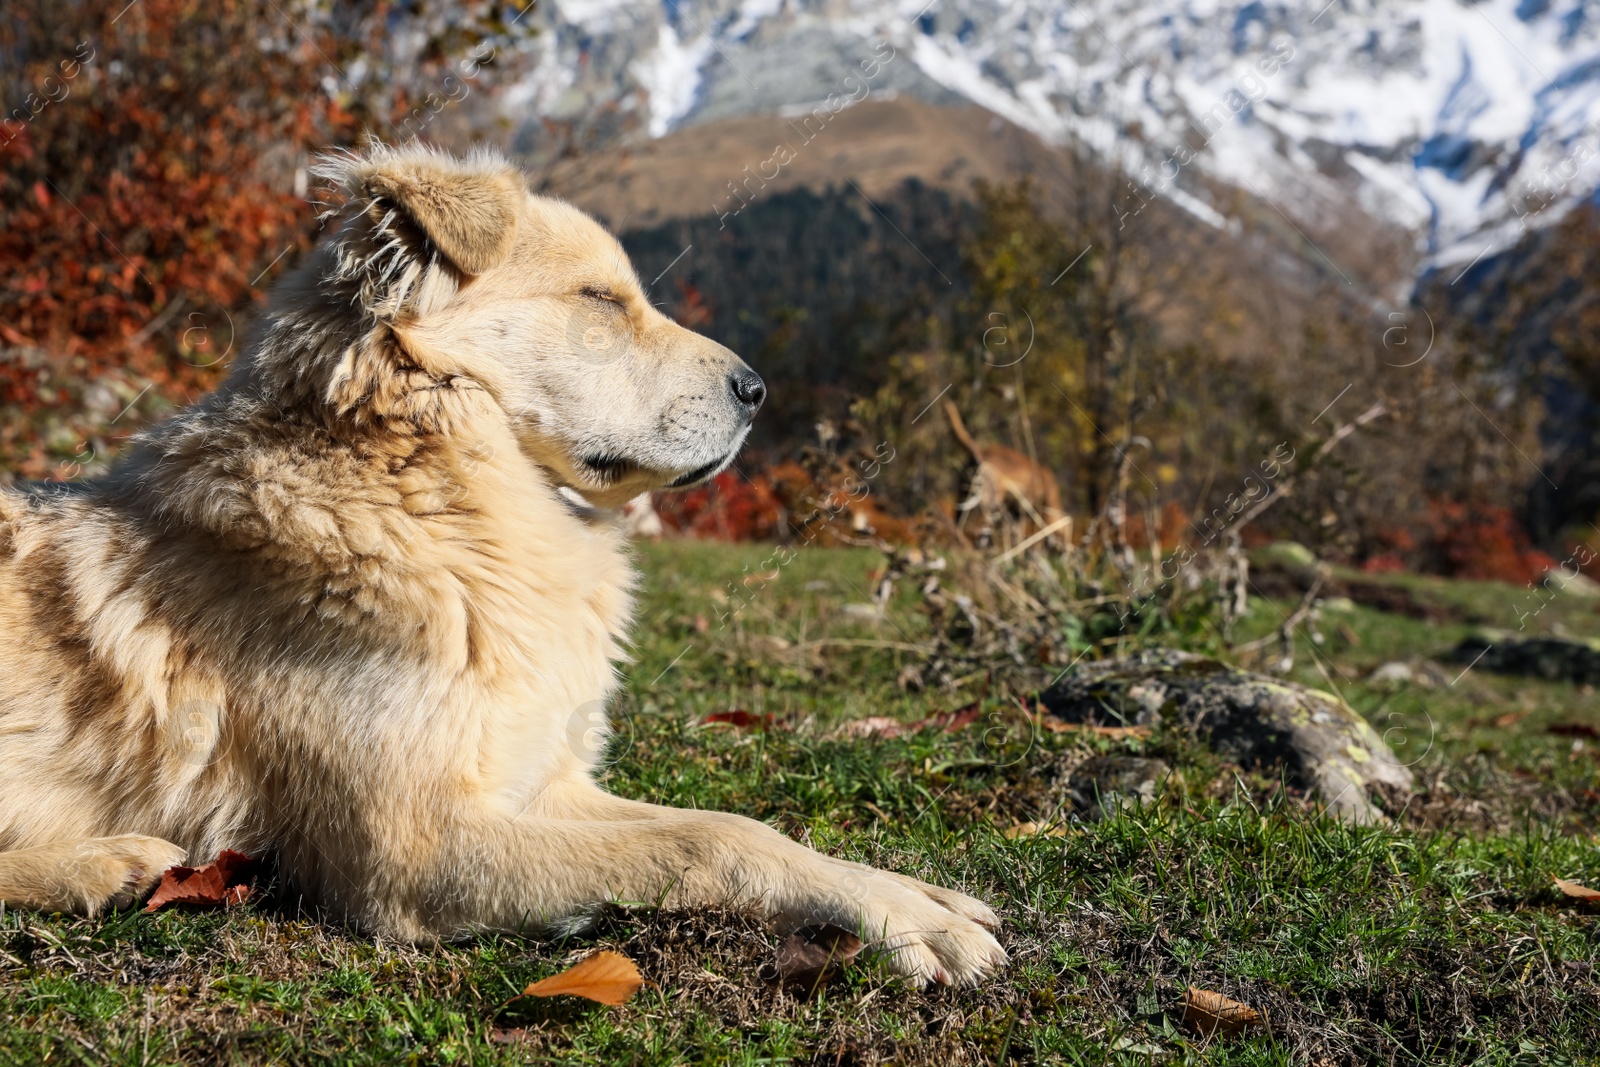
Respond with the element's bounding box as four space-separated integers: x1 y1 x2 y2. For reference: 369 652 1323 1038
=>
304 145 763 508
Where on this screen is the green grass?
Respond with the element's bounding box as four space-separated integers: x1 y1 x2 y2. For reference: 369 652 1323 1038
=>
2 541 1597 1065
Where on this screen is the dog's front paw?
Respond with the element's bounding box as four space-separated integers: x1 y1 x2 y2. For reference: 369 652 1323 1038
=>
60 835 188 915
799 861 1007 987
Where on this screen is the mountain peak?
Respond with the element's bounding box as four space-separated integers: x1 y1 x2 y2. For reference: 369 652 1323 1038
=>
514 0 1600 283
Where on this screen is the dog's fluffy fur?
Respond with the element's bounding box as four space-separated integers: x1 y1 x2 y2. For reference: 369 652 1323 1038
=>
0 145 1004 985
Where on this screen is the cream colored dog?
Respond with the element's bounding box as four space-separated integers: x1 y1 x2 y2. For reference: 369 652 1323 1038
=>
0 145 1004 986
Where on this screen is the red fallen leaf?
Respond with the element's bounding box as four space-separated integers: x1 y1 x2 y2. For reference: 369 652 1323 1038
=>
1549 723 1600 739
1182 986 1264 1038
906 701 984 734
904 674 992 734
702 709 774 730
520 950 643 1006
143 850 257 913
940 703 984 731
773 924 863 993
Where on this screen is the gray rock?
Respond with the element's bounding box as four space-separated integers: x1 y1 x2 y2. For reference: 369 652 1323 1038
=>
1453 630 1600 685
1040 649 1412 824
1066 756 1171 821
1368 661 1419 688
1253 541 1319 569
1541 568 1600 598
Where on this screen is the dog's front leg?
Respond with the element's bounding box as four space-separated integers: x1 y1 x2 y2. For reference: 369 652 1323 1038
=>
522 776 1006 939
0 836 187 916
399 804 1005 987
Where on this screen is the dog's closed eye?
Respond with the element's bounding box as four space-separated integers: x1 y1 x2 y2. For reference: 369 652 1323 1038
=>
578 286 623 307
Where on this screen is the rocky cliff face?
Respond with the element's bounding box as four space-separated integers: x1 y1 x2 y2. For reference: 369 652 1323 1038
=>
511 0 1600 284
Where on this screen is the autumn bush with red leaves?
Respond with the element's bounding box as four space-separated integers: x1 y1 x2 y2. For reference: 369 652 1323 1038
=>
0 0 523 480
1364 498 1559 585
656 471 786 542
0 0 350 476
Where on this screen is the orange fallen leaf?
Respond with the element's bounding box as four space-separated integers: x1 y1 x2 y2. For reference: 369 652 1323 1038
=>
521 951 643 1006
1554 877 1600 904
143 850 257 913
1182 986 1263 1039
774 924 863 993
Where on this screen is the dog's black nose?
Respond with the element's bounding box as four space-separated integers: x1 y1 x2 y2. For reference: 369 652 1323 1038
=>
730 370 766 414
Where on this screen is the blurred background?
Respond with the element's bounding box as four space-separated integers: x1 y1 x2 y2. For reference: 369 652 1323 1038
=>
4 0 1599 583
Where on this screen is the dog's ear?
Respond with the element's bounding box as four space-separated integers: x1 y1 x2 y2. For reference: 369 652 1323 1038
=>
314 146 523 319
360 160 521 276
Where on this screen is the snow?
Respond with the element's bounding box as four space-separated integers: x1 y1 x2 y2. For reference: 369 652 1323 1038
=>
554 0 640 31
632 23 715 137
907 34 1068 142
511 0 1600 280
726 0 786 40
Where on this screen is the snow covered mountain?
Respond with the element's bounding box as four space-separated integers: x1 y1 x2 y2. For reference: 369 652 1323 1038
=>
508 0 1600 281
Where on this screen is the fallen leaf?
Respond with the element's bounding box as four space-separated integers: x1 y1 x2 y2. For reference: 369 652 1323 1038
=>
1554 877 1600 904
702 709 775 730
1182 986 1263 1039
905 701 983 734
521 950 643 1007
143 850 257 913
903 674 993 734
1549 723 1600 739
774 924 863 992
1493 710 1527 728
937 703 984 731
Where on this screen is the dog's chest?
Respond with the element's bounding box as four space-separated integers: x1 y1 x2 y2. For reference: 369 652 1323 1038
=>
463 527 634 813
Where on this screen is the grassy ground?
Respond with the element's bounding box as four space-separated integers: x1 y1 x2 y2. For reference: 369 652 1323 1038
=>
2 540 1597 1066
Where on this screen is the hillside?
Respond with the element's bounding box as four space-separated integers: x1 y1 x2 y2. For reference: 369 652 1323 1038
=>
515 0 1600 280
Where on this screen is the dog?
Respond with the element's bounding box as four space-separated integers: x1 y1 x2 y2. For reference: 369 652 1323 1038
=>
0 145 1004 986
